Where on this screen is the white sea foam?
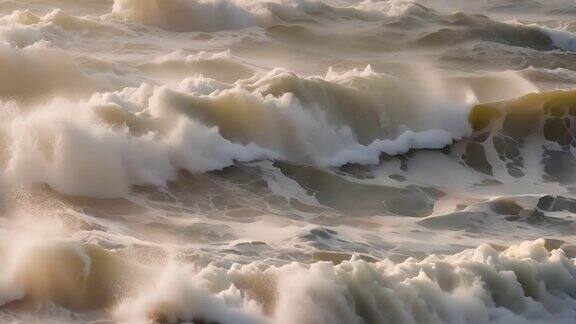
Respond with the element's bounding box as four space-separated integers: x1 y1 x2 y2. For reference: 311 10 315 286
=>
543 26 576 52
0 65 478 198
116 239 576 324
2 236 576 324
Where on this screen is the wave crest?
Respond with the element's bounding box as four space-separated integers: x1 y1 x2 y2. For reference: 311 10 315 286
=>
2 237 576 324
112 0 257 32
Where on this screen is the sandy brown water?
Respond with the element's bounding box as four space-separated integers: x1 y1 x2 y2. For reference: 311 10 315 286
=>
0 0 576 323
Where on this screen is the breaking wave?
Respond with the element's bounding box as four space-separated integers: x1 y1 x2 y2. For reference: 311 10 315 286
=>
1 237 576 324
0 60 482 198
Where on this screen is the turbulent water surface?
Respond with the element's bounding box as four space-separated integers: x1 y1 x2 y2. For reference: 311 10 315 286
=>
1 0 576 323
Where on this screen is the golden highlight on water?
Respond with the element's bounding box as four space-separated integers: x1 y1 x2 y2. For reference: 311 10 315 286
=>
0 0 576 323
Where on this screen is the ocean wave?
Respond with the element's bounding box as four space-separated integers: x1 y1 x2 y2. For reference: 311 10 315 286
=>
0 37 567 201
0 9 117 39
28 0 571 59
141 50 257 83
0 41 97 103
0 65 475 198
501 20 576 52
111 0 257 32
356 0 576 16
110 0 390 32
522 67 576 85
461 90 576 181
1 237 576 323
541 26 576 52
